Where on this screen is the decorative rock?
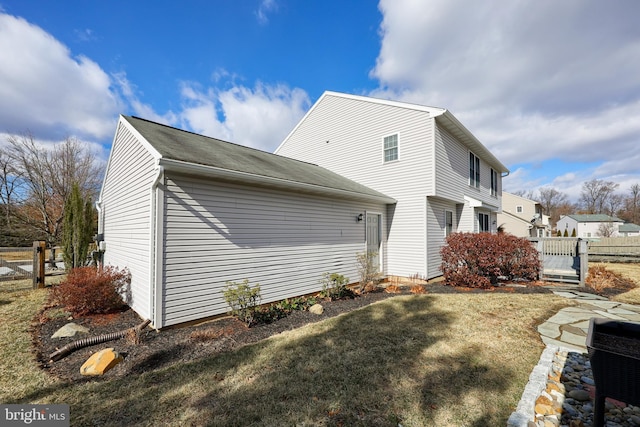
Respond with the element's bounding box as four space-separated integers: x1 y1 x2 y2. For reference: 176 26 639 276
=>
568 389 591 402
80 348 123 376
308 304 324 315
51 322 89 338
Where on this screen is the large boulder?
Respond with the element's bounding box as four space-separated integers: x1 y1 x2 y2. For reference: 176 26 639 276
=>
80 348 123 376
51 323 89 338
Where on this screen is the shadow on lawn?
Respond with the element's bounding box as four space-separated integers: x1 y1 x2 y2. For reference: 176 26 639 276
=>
21 295 513 426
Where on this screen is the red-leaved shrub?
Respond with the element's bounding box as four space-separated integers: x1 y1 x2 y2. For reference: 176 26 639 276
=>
440 233 541 288
51 266 131 316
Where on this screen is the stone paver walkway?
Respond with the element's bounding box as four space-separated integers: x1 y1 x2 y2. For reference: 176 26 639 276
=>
537 287 640 352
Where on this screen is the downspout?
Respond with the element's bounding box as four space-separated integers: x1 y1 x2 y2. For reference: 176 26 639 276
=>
95 199 104 267
149 165 164 329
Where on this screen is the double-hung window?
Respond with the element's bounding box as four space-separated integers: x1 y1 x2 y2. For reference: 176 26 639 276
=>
383 134 398 163
490 168 498 196
469 152 480 188
478 212 490 232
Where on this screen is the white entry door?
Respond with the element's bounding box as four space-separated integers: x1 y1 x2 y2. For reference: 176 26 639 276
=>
366 213 381 268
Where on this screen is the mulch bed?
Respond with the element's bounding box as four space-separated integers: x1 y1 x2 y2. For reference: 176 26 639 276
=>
31 281 562 382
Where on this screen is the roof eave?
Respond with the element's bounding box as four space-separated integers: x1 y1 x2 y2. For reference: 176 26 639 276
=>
158 158 397 205
435 111 509 174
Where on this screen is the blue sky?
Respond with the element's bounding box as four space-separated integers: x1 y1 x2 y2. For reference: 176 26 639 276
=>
1 0 639 201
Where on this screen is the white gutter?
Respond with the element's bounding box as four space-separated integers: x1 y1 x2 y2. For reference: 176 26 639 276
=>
158 158 397 205
149 165 164 329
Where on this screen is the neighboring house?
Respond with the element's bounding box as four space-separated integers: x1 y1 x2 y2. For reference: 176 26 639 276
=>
556 214 624 238
98 115 395 328
497 192 551 237
276 91 509 280
619 223 640 237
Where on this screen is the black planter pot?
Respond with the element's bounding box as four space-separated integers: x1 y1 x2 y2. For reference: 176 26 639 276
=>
586 318 640 427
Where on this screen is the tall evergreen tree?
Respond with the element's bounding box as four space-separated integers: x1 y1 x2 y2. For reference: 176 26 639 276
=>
62 183 94 269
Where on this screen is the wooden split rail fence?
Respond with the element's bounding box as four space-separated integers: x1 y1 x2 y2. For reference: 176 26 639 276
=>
0 241 46 289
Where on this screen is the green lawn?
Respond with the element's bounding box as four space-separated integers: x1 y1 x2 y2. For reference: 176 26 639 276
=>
1 286 569 426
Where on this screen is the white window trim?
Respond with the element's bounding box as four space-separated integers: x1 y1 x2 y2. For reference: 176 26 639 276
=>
382 133 400 164
516 205 523 213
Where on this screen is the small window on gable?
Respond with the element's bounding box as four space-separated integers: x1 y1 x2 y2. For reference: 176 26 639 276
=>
383 134 398 163
469 152 480 188
516 205 523 214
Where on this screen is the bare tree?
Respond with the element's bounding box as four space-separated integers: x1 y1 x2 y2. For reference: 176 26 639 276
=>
597 221 616 237
580 179 619 214
0 147 23 230
605 193 624 218
512 189 536 200
537 187 570 227
620 183 640 224
5 134 102 255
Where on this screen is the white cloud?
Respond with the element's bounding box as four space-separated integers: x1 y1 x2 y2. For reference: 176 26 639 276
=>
370 0 640 194
255 0 278 25
113 72 177 126
179 81 311 151
0 13 120 140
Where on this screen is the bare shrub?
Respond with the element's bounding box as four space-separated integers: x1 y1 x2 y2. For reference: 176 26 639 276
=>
51 266 131 316
440 233 541 288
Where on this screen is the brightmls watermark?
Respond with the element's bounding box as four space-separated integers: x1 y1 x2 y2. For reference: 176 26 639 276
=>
1 404 69 426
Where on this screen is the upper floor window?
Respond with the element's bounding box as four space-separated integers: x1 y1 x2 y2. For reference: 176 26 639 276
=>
490 168 498 196
383 134 398 162
516 205 523 213
469 152 480 188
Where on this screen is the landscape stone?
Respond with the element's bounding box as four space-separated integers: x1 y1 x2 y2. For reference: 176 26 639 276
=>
308 304 324 315
568 389 590 402
80 348 123 376
51 322 89 338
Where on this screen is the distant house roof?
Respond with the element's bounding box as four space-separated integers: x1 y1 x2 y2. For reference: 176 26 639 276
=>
122 116 396 204
565 214 624 223
619 223 640 233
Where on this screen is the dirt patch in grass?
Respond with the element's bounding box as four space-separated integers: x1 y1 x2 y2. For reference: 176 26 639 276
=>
33 281 554 383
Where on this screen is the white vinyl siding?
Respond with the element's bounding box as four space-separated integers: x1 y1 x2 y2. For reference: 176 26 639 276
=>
433 125 471 200
161 173 386 326
100 123 157 320
426 197 457 278
276 94 433 278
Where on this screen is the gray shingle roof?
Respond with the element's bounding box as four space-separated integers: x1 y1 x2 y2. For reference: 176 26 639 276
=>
619 223 640 232
567 214 624 222
123 116 395 203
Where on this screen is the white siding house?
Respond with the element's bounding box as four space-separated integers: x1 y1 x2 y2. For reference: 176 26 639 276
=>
98 116 394 328
556 214 624 238
276 91 509 280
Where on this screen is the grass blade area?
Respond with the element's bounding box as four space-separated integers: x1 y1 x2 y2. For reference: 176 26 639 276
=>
2 289 568 426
